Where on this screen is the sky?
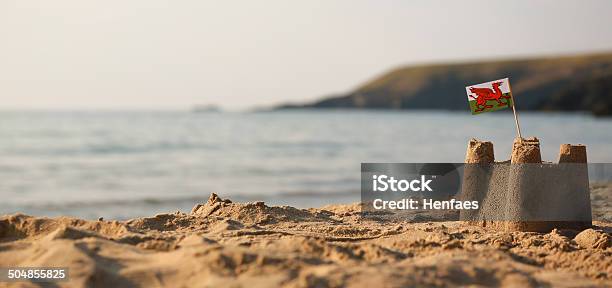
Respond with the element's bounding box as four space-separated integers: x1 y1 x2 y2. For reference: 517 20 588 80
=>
1 0 612 110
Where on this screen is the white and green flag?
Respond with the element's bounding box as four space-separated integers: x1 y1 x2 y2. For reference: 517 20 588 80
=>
465 78 513 115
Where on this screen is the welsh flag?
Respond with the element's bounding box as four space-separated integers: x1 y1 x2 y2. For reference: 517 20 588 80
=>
466 78 513 115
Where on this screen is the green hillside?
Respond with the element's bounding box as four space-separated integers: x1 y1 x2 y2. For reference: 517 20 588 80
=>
277 52 612 116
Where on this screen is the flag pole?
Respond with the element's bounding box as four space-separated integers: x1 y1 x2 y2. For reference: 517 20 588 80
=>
506 79 522 140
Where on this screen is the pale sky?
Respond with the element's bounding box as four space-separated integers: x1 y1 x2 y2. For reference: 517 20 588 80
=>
1 0 612 110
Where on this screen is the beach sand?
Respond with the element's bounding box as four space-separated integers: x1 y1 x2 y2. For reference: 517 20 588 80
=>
1 192 610 288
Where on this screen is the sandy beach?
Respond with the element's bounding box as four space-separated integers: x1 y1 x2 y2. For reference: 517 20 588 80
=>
1 190 610 288
3 1 612 287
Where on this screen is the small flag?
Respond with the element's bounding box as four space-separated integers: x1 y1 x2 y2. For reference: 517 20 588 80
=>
466 78 513 115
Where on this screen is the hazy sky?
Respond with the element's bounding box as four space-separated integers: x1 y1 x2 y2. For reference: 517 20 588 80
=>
2 0 612 110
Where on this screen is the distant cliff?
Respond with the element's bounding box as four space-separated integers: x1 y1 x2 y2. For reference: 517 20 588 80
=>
277 52 612 116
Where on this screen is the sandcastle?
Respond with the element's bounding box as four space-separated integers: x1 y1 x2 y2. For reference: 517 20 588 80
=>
460 137 592 232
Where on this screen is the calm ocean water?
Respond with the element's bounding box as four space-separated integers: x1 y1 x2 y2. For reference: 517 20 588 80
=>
1 110 611 219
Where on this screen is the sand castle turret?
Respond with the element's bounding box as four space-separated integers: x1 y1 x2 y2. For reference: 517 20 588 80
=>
465 139 494 164
461 139 495 226
461 138 592 232
559 144 587 163
556 143 592 231
511 137 541 163
506 137 545 232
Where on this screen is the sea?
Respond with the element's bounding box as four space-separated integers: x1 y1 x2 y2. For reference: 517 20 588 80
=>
1 109 611 219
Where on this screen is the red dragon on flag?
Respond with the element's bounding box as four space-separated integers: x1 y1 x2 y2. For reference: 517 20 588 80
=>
465 78 513 114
